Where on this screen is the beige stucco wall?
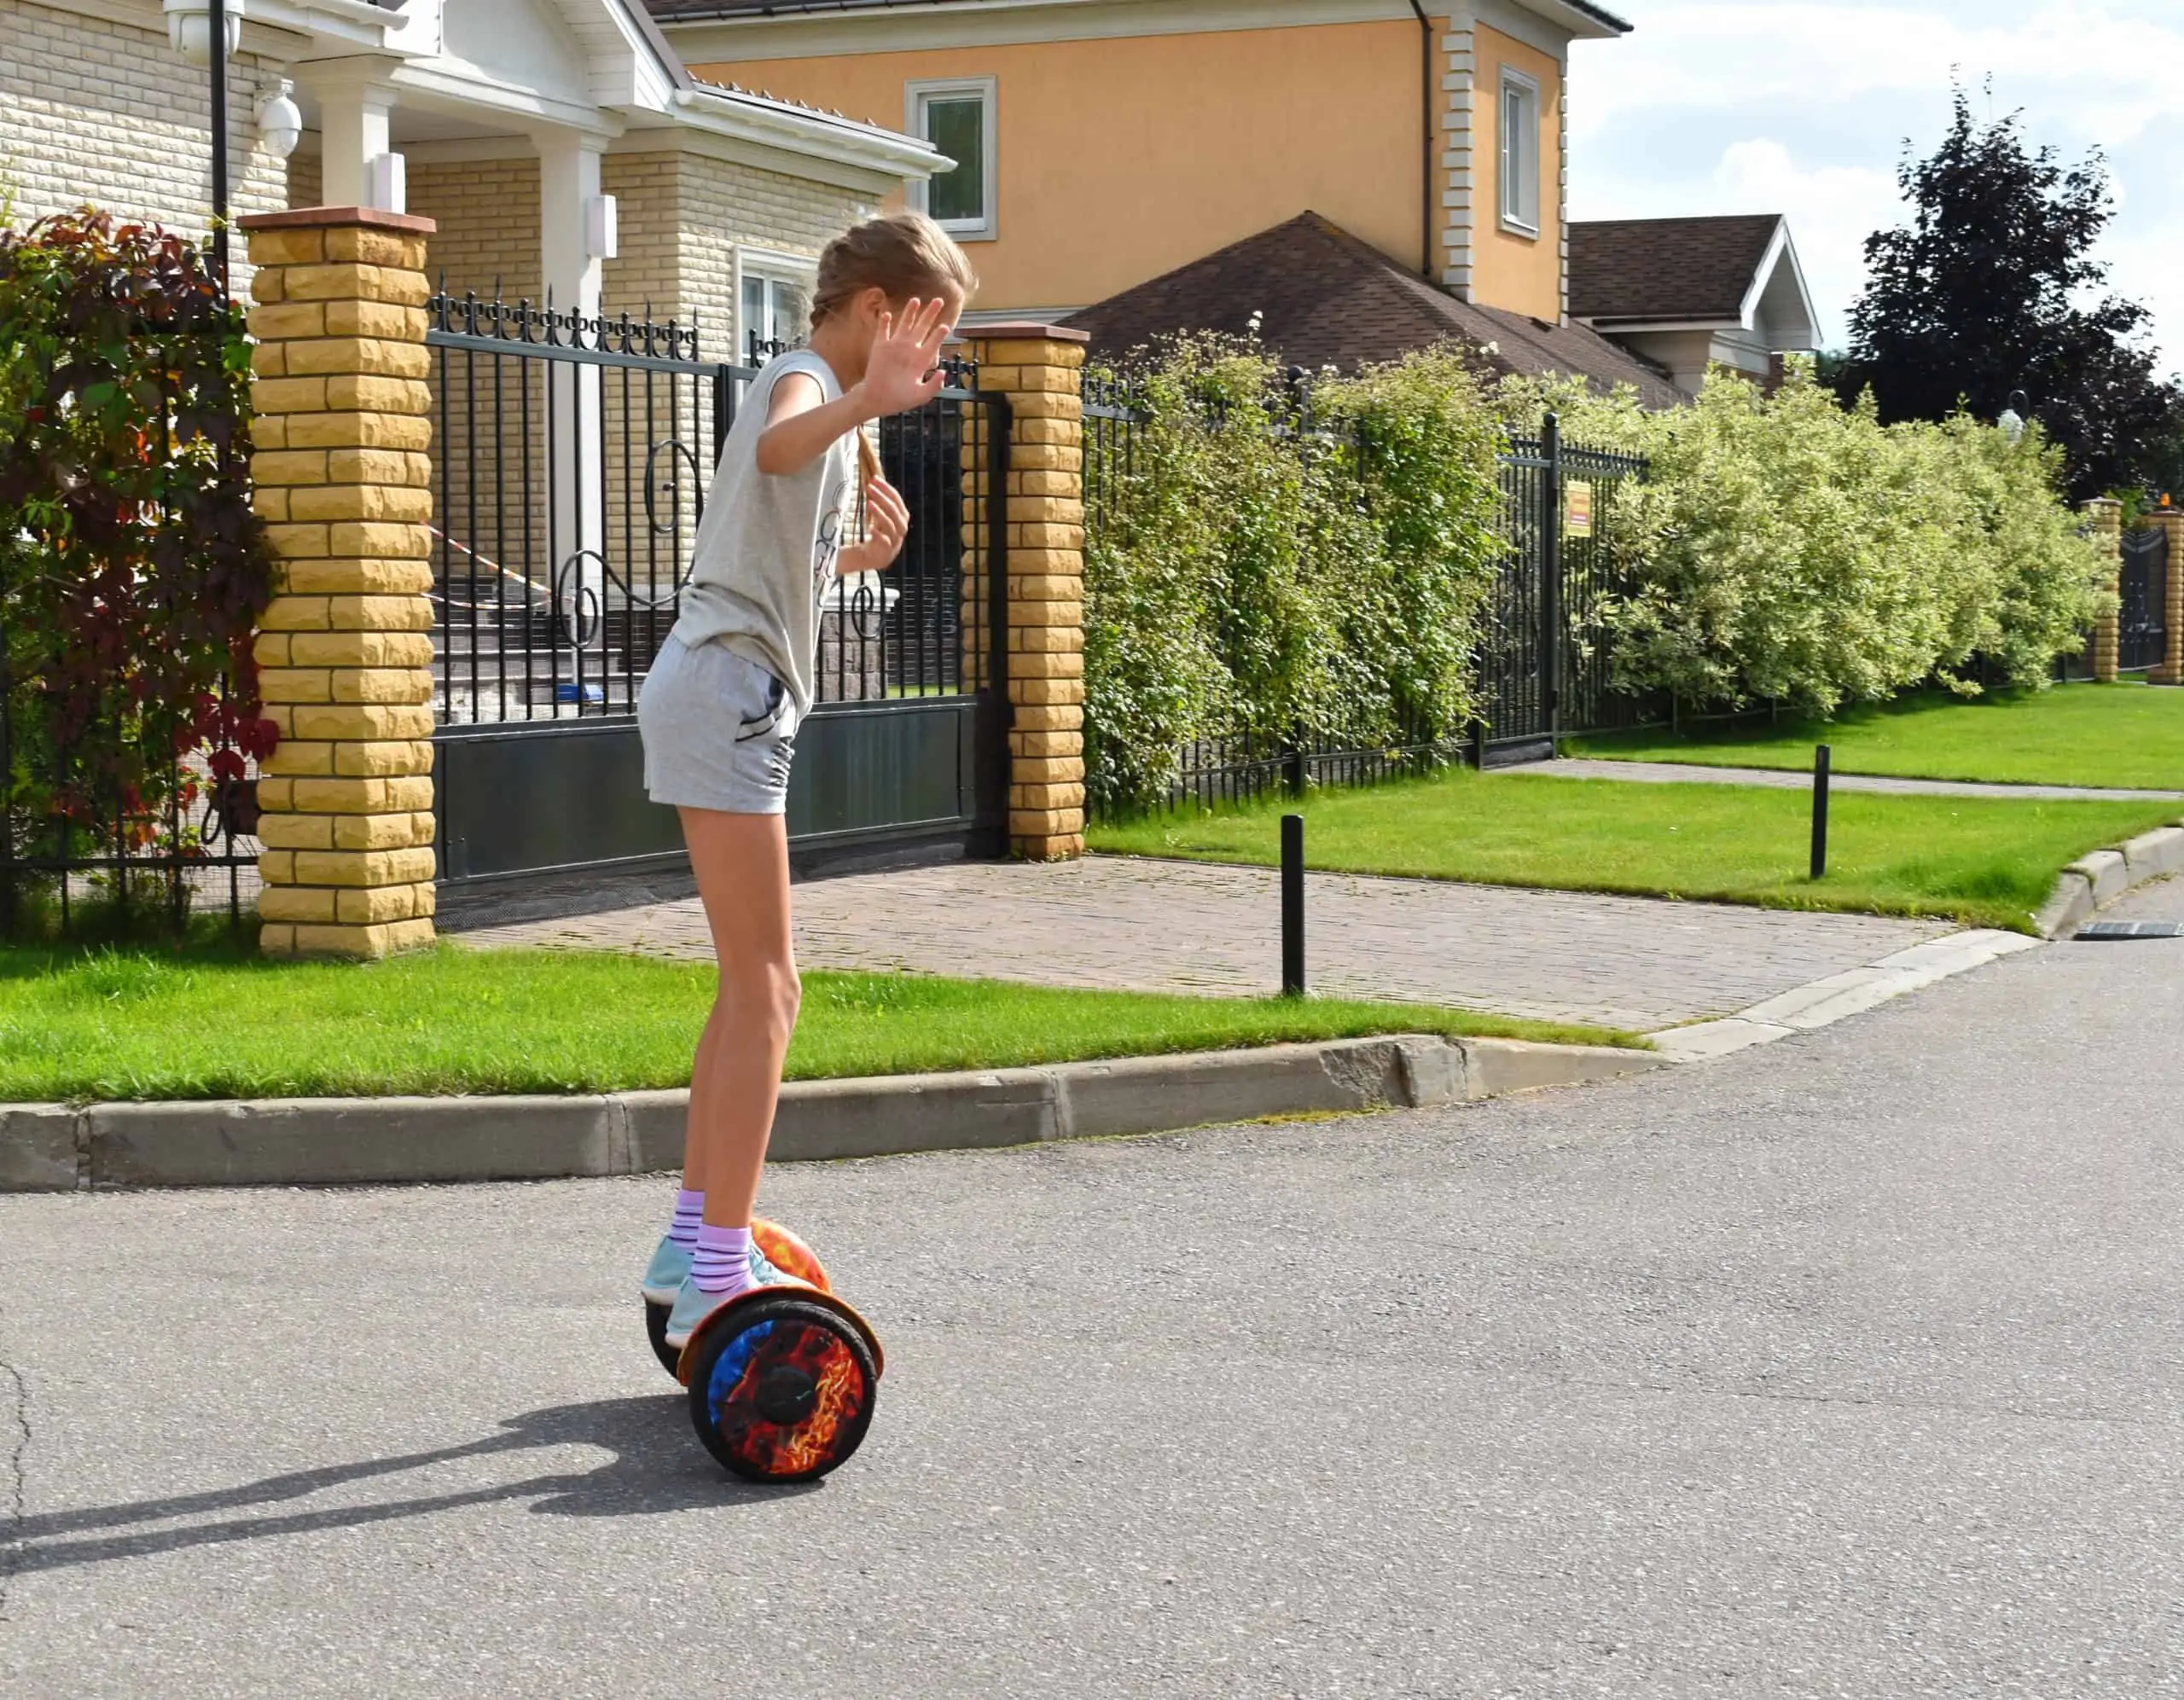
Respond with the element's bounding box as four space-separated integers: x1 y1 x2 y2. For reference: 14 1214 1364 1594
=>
0 0 294 293
687 20 1426 314
1470 20 1561 324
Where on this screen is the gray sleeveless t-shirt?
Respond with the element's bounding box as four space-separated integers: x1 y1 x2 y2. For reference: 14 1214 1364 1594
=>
671 349 856 716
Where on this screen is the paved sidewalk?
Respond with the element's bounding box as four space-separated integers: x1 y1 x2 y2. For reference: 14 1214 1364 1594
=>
456 856 1955 1030
1528 757 2184 804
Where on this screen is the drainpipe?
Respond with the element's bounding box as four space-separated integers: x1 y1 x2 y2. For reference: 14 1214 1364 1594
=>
1409 0 1434 281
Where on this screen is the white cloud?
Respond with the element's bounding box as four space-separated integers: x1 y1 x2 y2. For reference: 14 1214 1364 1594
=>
1572 3 2184 149
1569 1 2184 373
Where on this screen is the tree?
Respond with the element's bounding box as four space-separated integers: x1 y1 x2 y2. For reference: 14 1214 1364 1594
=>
1833 85 2182 500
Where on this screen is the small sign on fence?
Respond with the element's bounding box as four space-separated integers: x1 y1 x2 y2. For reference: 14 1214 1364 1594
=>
1564 479 1594 537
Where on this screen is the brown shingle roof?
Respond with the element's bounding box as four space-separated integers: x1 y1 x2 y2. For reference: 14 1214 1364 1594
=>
1567 214 1782 325
1067 212 1686 409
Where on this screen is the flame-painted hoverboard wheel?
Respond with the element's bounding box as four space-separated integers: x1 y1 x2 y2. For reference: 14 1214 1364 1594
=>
642 1216 832 1378
678 1289 883 1483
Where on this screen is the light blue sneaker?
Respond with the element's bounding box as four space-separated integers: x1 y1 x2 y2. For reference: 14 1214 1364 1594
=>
662 1241 814 1349
642 1234 692 1306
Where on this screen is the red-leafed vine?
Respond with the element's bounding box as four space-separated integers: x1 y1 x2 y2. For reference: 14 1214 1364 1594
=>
0 210 280 910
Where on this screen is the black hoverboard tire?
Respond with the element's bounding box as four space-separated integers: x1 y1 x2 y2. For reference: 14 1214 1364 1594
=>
684 1293 880 1483
644 1299 681 1378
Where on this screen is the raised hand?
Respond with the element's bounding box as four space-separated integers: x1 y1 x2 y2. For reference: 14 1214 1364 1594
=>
841 473 910 574
856 297 952 418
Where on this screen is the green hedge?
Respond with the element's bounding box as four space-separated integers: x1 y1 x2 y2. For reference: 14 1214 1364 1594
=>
1083 339 1505 814
1499 363 2108 715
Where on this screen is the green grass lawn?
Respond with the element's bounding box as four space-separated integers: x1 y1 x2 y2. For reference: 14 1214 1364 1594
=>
1566 682 2184 791
1090 766 2181 931
0 937 1638 1105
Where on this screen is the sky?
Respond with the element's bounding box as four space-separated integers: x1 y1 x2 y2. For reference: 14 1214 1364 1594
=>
1564 0 2184 375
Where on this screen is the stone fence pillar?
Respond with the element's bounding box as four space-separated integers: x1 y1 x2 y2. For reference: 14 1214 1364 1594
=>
239 207 439 958
964 324 1089 861
2085 496 2123 683
2149 507 2184 687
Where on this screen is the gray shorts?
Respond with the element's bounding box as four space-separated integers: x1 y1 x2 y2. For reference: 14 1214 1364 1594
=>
638 634 800 815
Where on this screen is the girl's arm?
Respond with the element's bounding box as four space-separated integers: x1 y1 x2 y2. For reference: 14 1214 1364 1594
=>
755 298 953 476
839 473 909 577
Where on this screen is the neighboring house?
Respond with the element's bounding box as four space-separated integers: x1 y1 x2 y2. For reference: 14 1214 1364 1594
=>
1069 211 1685 408
3 0 944 357
1568 214 1819 395
648 0 1630 331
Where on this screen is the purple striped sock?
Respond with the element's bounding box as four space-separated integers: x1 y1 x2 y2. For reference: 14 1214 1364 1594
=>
689 1223 753 1296
667 1189 705 1250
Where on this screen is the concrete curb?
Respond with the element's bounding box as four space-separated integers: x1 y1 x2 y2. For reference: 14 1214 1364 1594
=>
0 1034 1667 1193
1652 821 2184 1064
1651 928 2042 1061
2036 824 2184 937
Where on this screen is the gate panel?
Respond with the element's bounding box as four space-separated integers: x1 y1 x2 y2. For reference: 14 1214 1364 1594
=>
1483 437 1551 754
2120 524 2169 674
424 293 1008 887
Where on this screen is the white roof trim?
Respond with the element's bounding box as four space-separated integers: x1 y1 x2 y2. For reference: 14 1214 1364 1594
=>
671 83 949 178
1736 218 1818 336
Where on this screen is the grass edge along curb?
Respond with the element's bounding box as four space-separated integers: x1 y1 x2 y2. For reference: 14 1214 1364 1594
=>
0 1032 1667 1192
0 947 1639 1105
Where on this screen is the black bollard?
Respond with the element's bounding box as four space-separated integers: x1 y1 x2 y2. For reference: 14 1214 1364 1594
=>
1281 813 1305 996
1810 743 1831 880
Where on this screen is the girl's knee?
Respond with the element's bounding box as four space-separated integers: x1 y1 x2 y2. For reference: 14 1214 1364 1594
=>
724 958 800 1039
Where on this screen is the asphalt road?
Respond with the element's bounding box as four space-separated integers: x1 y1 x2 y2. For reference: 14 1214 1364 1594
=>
8 888 2184 1697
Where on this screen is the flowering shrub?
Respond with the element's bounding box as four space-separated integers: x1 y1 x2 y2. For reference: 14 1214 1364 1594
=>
0 211 279 902
1083 339 1504 813
1498 363 2107 714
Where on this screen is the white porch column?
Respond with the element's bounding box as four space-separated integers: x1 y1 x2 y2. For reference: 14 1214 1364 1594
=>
536 127 609 647
299 58 404 210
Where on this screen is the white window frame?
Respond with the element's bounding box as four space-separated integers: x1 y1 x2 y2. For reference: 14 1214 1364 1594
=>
733 246 817 363
1498 67 1542 239
905 76 998 242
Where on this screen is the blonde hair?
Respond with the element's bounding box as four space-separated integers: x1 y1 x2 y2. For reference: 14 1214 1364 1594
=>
810 212 979 329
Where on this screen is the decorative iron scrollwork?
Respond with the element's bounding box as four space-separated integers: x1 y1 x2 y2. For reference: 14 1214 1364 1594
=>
644 436 701 538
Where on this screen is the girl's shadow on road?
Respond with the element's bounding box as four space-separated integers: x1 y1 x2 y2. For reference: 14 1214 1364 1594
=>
9 1394 810 1578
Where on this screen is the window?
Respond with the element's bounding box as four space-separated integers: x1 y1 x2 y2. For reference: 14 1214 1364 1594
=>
735 250 813 363
1499 70 1541 237
907 77 996 241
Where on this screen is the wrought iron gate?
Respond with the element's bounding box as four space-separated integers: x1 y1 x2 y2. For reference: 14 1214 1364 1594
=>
1479 415 1656 761
423 293 1009 886
2119 522 2169 675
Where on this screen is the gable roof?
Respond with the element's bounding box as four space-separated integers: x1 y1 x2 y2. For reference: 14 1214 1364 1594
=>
1067 212 1687 409
1567 214 1786 326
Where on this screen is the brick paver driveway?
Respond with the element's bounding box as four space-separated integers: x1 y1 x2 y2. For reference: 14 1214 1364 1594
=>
455 856 1955 1031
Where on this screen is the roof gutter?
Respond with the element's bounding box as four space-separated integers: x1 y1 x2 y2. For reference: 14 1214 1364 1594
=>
1409 0 1433 282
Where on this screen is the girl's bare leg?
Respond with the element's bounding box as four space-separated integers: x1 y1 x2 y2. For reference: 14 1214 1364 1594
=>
679 1001 725 1198
678 806 799 1228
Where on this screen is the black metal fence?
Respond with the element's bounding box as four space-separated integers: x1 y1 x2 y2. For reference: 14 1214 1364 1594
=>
0 666 261 937
1079 388 1656 815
